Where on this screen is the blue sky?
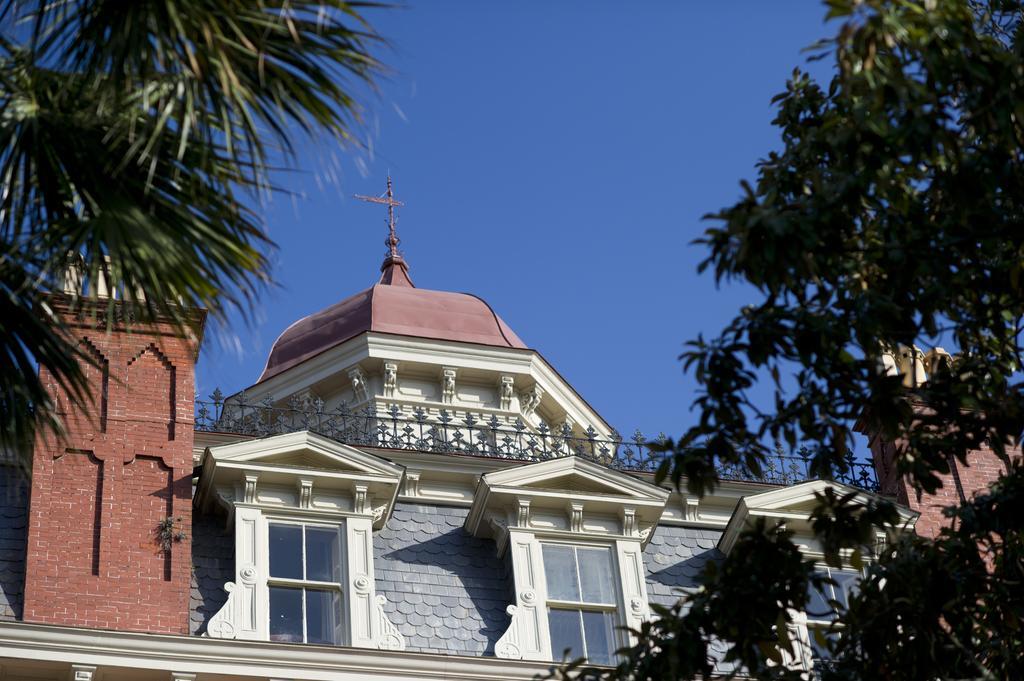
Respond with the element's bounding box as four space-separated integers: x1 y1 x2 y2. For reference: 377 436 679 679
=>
198 2 837 440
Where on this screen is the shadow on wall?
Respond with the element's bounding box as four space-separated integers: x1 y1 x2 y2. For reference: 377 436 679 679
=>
643 526 723 609
0 465 28 622
375 504 512 656
190 512 234 636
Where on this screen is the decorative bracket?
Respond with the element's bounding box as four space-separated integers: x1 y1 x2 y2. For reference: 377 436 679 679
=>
402 471 420 497
494 604 525 659
242 472 258 504
567 502 584 533
520 385 544 418
348 366 369 403
383 362 398 399
684 496 700 523
441 366 457 404
621 506 637 536
205 582 238 639
297 478 313 509
514 498 532 528
375 594 407 651
498 375 515 411
353 484 369 515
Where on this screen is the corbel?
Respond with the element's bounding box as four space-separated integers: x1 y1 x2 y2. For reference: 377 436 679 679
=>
684 496 700 523
514 497 532 528
242 472 259 504
567 501 584 533
402 471 421 497
498 374 515 410
441 366 458 404
383 361 399 398
621 506 637 536
347 365 369 403
353 483 369 515
297 478 314 509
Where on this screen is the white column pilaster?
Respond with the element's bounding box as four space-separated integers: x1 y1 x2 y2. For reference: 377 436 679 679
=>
345 515 377 648
234 506 265 640
499 528 551 661
615 538 652 641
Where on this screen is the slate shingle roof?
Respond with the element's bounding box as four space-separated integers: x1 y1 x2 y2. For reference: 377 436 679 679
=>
374 503 513 655
0 464 27 622
643 525 723 609
184 500 729 660
190 512 234 635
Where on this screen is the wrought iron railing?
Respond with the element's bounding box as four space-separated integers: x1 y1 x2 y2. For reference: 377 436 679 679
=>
194 390 880 491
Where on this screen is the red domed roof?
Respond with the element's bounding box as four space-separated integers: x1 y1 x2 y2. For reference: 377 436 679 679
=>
258 258 527 382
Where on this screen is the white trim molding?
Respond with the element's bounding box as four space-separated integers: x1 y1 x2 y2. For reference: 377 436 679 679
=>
717 479 919 555
0 621 554 681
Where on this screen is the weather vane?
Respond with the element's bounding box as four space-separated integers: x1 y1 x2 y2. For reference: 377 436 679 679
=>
354 174 404 258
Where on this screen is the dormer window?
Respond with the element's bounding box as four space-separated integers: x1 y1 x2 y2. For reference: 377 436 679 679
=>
464 455 670 664
717 480 916 674
804 567 860 665
194 430 407 651
267 521 344 644
543 543 618 665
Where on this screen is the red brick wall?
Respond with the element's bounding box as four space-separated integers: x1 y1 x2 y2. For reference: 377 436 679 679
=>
867 432 1019 538
23 300 202 634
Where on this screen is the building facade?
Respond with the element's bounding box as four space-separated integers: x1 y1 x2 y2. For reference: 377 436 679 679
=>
0 214 1006 680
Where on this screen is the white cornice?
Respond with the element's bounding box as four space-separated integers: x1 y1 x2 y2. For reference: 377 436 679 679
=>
233 332 613 436
717 479 919 554
0 621 554 681
242 340 369 401
196 431 406 529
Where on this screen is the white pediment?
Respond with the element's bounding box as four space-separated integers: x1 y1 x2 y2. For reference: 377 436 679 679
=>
481 456 669 502
195 430 405 530
465 456 669 550
718 479 919 554
204 430 404 478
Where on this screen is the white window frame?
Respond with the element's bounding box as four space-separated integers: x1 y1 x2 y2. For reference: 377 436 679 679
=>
540 540 623 665
496 512 653 664
795 564 861 674
465 457 670 665
264 518 346 645
231 503 384 647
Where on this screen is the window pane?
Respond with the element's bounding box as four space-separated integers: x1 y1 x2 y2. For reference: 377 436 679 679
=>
548 608 584 662
268 524 303 579
305 527 340 583
543 545 580 601
582 610 617 666
806 570 834 621
577 547 615 604
269 586 303 643
306 588 343 645
831 570 860 611
809 625 840 662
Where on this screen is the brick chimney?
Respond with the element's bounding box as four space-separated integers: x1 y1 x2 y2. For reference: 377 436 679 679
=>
860 344 1018 538
22 290 204 634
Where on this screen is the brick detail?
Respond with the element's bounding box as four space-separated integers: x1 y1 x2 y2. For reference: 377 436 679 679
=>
23 301 202 634
867 434 1021 538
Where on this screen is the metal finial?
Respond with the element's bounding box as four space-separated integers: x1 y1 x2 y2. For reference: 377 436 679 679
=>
355 174 404 259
